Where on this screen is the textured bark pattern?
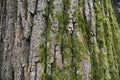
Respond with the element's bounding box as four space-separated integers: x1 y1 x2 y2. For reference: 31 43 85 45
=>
0 0 120 80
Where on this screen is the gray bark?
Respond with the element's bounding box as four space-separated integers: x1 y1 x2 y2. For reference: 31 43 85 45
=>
0 0 120 80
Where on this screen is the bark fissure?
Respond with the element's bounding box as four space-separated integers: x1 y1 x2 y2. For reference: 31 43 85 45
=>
0 0 120 80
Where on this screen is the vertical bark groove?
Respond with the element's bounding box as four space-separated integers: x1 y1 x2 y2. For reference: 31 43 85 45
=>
0 0 120 80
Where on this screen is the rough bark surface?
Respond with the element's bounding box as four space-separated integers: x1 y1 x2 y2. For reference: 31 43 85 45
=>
0 0 120 80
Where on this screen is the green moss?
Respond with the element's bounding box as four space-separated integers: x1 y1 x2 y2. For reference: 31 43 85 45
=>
92 0 120 80
103 0 120 79
38 0 120 80
38 43 45 63
39 0 54 78
41 74 50 80
107 0 120 78
55 13 64 43
93 1 111 80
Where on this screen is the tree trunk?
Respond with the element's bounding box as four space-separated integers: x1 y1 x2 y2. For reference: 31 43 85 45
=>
0 0 120 80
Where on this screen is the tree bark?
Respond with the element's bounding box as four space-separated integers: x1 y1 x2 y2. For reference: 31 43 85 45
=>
0 0 120 80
